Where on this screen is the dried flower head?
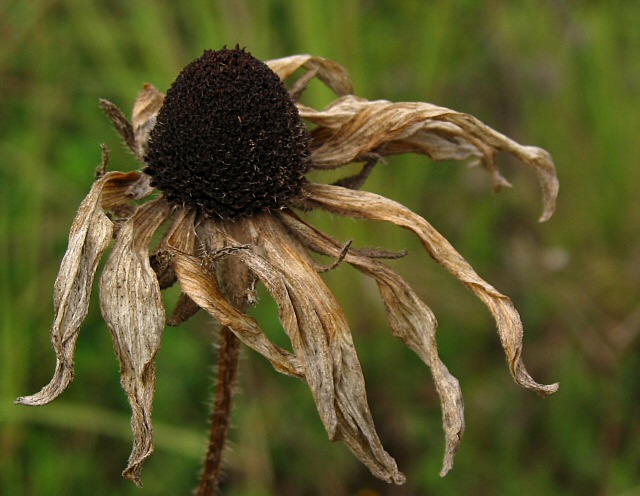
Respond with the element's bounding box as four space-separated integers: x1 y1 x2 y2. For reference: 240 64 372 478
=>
18 47 559 488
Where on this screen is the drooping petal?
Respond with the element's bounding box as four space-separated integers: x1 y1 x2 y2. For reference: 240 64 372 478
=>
227 215 405 484
100 171 148 208
267 54 353 97
16 172 142 407
302 183 559 397
278 209 465 476
299 95 558 222
99 197 172 486
172 251 304 379
163 208 201 325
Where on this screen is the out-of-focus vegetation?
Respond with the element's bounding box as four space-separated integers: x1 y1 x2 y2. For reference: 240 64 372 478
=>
1 1 639 494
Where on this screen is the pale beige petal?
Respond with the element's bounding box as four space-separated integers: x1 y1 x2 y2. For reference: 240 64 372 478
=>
163 208 202 325
99 197 172 486
299 96 558 221
229 215 405 484
302 183 559 397
100 171 155 219
132 83 165 158
278 210 464 476
172 251 304 379
267 54 353 97
149 206 195 290
16 172 141 407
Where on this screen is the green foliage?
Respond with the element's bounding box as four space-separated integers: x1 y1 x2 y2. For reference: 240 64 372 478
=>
2 1 639 494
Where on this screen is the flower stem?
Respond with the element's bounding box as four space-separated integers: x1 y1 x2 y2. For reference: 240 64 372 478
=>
196 325 240 496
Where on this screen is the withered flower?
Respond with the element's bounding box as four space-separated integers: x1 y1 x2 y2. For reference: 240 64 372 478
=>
18 48 559 488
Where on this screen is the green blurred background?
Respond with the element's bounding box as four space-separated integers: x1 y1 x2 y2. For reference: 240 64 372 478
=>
1 1 639 494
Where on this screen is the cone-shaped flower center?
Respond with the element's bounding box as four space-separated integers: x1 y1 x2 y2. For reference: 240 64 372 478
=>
144 48 311 218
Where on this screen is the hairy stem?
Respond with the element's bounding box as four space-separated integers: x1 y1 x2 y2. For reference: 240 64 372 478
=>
197 325 241 496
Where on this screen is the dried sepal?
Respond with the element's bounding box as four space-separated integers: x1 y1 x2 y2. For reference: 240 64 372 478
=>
100 84 165 163
100 99 137 156
16 172 140 407
99 197 172 486
298 95 558 222
229 215 405 484
267 54 354 98
166 293 202 327
278 210 464 476
302 183 559 397
172 250 305 379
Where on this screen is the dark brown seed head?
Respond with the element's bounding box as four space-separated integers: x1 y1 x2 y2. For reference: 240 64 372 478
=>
144 48 311 218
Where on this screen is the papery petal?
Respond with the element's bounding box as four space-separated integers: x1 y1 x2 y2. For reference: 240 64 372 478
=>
163 208 201 325
172 251 304 379
231 215 405 484
148 208 198 291
267 54 353 97
299 96 558 221
16 172 141 407
99 197 172 486
100 171 153 219
132 83 165 158
302 183 559 397
278 210 464 476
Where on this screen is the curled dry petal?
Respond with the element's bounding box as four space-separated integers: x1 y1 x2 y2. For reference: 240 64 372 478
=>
298 95 558 222
163 208 202 325
99 197 172 486
267 54 354 97
132 83 165 158
278 210 465 476
302 183 560 397
234 215 404 484
16 172 142 407
172 251 305 379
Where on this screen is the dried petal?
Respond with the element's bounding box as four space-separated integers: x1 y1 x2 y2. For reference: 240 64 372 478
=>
302 183 559 396
16 172 140 407
298 95 558 222
232 215 405 484
172 251 305 379
100 171 143 210
267 54 353 97
99 197 172 486
163 208 201 325
132 83 165 158
100 171 151 219
150 207 197 290
278 210 464 476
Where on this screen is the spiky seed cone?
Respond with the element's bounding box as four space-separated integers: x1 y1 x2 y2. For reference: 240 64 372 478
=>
145 48 311 218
